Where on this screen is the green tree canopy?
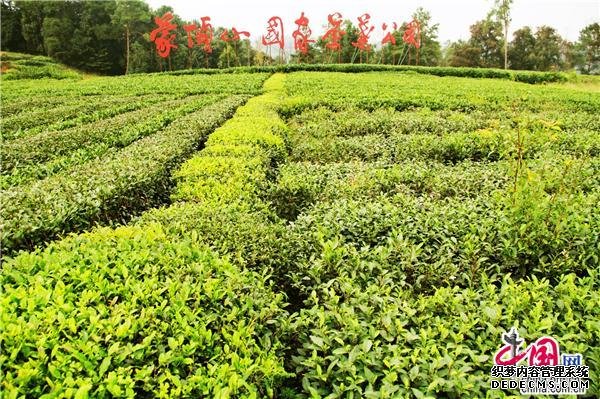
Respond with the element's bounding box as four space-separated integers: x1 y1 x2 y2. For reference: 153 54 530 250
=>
509 26 536 70
446 17 503 69
533 25 563 71
576 22 600 74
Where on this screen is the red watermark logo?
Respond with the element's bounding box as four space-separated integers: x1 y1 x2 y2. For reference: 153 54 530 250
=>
490 327 589 395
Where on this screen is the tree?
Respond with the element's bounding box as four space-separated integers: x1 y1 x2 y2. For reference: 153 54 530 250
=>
15 0 46 54
40 1 77 62
493 0 513 69
469 18 504 68
446 17 503 68
447 40 481 67
560 40 576 71
509 26 536 70
533 25 562 71
74 1 122 74
576 23 600 74
1 0 25 52
112 0 151 74
339 20 360 63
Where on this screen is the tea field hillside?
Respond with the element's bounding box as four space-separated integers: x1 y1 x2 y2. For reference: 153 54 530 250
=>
1 55 599 398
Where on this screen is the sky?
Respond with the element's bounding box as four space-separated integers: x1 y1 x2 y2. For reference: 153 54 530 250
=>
146 0 599 47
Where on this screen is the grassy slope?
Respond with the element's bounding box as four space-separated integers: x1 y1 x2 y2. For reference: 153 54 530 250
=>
1 51 85 80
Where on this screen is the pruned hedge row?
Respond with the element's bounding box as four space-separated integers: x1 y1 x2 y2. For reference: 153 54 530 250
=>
0 74 294 398
0 223 290 398
0 96 246 255
161 63 568 84
2 95 225 175
168 74 288 206
1 95 81 117
137 73 292 274
270 157 599 217
1 53 82 80
2 72 268 102
289 273 600 398
1 95 227 188
289 106 491 138
1 93 173 140
285 104 600 165
279 72 600 116
272 71 600 398
288 106 600 140
290 128 600 164
267 160 509 219
284 190 599 296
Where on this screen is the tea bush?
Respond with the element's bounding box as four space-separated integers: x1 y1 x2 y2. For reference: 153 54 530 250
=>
0 73 298 399
285 188 598 296
1 72 268 101
0 97 246 254
290 273 600 398
1 223 289 398
279 72 600 116
1 94 171 139
267 160 509 220
1 53 82 80
1 67 598 398
275 71 599 397
2 95 226 175
290 127 599 164
2 95 227 188
163 63 568 84
140 75 293 274
169 73 288 206
288 107 492 138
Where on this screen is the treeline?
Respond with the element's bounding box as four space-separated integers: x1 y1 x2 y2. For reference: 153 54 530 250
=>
445 18 599 74
1 0 598 75
0 0 267 75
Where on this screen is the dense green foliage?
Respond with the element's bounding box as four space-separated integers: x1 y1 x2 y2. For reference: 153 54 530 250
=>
163 63 569 84
1 224 289 397
1 69 266 100
291 274 599 398
1 70 599 398
272 72 599 397
0 0 270 74
576 22 600 74
445 14 596 74
0 49 582 88
279 72 597 116
2 95 224 174
1 74 293 398
0 72 268 254
1 93 171 140
0 97 246 255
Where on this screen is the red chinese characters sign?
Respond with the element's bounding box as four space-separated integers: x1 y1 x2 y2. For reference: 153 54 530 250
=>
262 16 284 49
403 19 421 49
292 12 315 54
220 27 250 42
322 13 345 51
352 13 374 52
150 11 423 59
183 17 214 53
150 12 178 58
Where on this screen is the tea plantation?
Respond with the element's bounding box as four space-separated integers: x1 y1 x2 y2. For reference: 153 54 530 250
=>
1 59 599 398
